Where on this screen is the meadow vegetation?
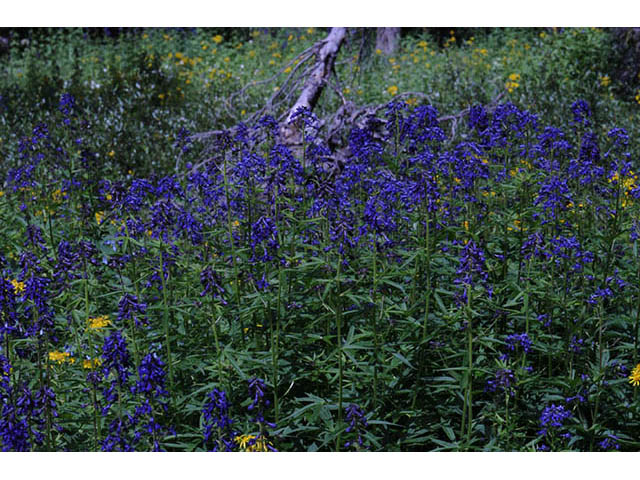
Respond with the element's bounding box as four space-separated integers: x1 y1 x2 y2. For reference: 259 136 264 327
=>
0 27 639 451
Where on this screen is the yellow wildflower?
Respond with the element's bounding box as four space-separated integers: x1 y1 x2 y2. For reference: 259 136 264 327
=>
600 75 611 87
506 81 520 93
213 35 223 44
88 315 111 330
49 351 74 365
235 434 272 452
387 85 398 96
95 211 105 225
51 189 65 203
11 279 25 294
83 358 102 369
629 364 640 386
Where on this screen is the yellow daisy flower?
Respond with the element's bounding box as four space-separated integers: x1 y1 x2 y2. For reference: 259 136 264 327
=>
629 363 640 386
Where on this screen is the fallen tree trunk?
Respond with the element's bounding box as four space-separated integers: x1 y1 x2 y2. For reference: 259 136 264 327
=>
280 27 347 145
189 28 506 178
375 28 401 55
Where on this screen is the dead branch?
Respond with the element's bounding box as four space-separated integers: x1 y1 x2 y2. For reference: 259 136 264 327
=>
279 27 348 145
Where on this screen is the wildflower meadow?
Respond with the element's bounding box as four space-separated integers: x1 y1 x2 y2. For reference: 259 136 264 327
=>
1 26 640 452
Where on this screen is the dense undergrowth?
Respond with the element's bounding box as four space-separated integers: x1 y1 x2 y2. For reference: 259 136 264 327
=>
1 28 640 452
1 27 639 176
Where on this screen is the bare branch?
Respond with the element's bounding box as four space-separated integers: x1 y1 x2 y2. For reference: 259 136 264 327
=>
280 27 348 145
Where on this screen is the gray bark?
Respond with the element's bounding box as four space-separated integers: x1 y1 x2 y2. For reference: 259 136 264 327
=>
375 27 401 55
281 27 347 144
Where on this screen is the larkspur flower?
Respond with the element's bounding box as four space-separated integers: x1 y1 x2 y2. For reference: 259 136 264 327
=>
246 377 276 450
130 353 171 451
117 294 147 328
598 434 620 451
485 368 516 397
58 93 76 124
199 266 226 304
454 240 490 303
344 403 369 450
569 336 585 354
202 388 236 451
538 403 572 437
505 333 532 354
570 99 591 127
173 127 192 153
101 330 131 416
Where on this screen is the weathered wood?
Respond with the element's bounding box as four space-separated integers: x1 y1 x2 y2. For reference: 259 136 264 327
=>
375 28 401 55
280 27 347 145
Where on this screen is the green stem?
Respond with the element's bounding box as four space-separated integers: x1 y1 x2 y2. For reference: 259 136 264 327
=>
412 209 432 410
335 255 344 452
422 212 432 343
124 221 141 365
371 237 379 409
159 254 176 408
209 300 224 387
634 242 640 403
465 285 473 448
223 151 245 343
83 259 100 451
272 266 282 425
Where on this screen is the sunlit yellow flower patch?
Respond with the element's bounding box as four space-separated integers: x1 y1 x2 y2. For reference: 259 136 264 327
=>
49 351 75 365
11 279 25 294
88 315 111 330
629 364 640 386
235 434 273 452
83 358 102 369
